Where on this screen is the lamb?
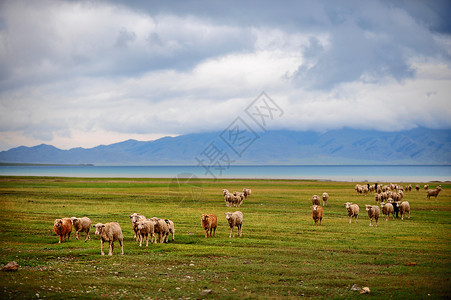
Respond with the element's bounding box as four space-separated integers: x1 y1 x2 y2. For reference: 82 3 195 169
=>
381 202 394 221
321 192 329 206
311 195 320 206
93 222 124 256
53 218 72 244
129 213 146 241
152 218 170 243
242 188 252 198
165 219 175 242
365 205 380 227
426 186 443 200
344 202 359 224
312 205 323 226
136 220 154 247
225 211 243 238
396 201 411 220
201 214 218 238
70 217 91 241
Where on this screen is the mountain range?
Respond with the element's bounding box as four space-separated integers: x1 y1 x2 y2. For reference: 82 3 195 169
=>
0 128 450 165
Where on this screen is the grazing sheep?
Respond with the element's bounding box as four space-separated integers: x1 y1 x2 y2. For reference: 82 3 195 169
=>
426 186 443 200
53 218 72 244
321 192 329 206
129 213 146 241
381 202 395 221
365 205 380 227
70 217 91 241
312 195 320 206
225 211 243 238
396 201 411 220
312 205 323 226
201 214 218 238
242 188 252 198
415 184 420 192
136 220 154 247
93 222 124 256
344 202 359 224
152 218 170 243
164 219 175 242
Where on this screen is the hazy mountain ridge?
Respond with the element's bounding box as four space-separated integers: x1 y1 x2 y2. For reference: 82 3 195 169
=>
0 128 450 165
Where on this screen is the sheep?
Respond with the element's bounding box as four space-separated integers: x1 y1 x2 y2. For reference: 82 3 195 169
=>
224 192 233 207
321 192 329 206
344 202 359 224
365 205 380 227
381 202 394 221
387 197 399 218
164 219 175 242
53 218 72 244
70 217 91 241
136 220 154 247
93 222 124 256
129 213 146 241
424 184 429 190
152 218 170 243
242 188 252 198
312 195 320 206
426 186 443 200
396 201 411 220
232 194 244 207
415 184 420 192
374 193 382 205
312 205 323 226
201 214 218 238
222 189 229 196
225 211 243 238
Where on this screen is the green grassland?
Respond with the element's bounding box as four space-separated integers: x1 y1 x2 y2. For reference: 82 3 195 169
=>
0 176 450 299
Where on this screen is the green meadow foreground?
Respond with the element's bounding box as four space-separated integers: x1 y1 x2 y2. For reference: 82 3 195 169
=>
0 177 450 299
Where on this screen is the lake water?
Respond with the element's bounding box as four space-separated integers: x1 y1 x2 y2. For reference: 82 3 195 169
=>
0 165 450 182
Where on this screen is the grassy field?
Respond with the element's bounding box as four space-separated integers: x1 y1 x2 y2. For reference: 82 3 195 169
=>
0 176 450 299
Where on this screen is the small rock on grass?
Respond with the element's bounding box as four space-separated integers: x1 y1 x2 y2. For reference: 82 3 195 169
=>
1 261 18 272
351 284 361 291
201 289 212 296
360 287 370 294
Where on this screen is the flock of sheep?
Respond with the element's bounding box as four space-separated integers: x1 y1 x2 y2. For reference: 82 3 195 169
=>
53 183 443 255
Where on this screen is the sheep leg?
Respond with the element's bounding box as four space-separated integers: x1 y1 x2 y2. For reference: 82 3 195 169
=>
355 215 358 223
100 240 105 255
145 234 149 247
58 235 62 244
229 227 233 238
238 225 242 237
213 227 216 237
119 239 124 255
349 216 352 224
139 234 143 247
76 231 80 240
108 241 114 256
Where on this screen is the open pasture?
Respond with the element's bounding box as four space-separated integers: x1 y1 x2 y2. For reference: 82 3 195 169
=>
0 176 450 299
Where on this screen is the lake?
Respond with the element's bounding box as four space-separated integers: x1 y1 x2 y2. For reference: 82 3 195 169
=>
0 165 450 182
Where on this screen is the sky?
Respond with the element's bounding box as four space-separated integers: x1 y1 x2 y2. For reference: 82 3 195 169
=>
0 0 450 151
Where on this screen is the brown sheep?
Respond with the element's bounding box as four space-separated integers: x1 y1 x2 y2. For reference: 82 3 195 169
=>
53 218 72 244
426 186 443 200
201 214 218 238
312 205 323 226
93 222 124 256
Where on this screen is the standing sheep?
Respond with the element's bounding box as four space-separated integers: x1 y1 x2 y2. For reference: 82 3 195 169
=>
70 217 91 241
312 205 323 226
93 222 124 256
424 184 429 190
53 218 72 244
365 205 380 227
242 188 252 198
415 184 420 192
152 218 170 243
344 202 359 224
136 220 154 247
225 211 243 238
321 192 329 206
311 195 320 206
164 219 175 242
426 186 443 200
381 202 395 221
129 213 146 241
396 201 411 220
201 214 218 238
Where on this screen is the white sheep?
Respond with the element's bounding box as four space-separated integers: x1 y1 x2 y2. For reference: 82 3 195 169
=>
396 201 411 220
344 202 359 224
225 211 243 238
152 218 170 243
312 195 320 206
93 222 124 256
136 220 154 247
321 192 329 206
381 202 395 221
242 188 252 198
129 213 146 241
70 217 91 241
365 205 380 227
164 219 175 242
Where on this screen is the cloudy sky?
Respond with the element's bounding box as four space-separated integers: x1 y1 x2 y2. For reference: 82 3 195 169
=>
0 0 450 151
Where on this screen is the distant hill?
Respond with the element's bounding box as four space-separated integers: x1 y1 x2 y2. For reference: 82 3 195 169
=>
0 128 450 165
